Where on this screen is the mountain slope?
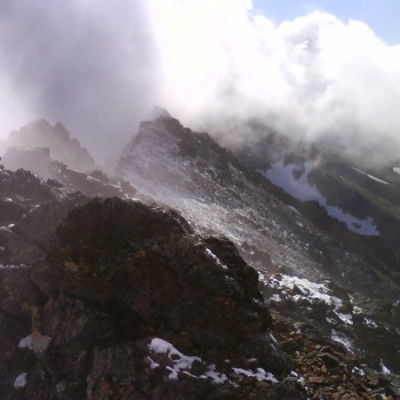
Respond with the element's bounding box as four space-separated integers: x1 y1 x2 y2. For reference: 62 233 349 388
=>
117 115 400 300
236 126 400 258
117 114 400 380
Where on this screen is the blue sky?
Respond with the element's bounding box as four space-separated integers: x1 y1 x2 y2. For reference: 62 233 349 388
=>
252 0 400 45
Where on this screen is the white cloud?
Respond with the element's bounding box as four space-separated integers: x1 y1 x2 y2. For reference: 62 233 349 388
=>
149 1 400 154
1 0 400 161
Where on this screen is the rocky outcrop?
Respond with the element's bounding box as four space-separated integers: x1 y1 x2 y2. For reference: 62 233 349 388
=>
260 272 400 378
0 162 137 269
271 314 400 399
2 119 95 172
0 197 306 399
1 194 397 398
2 147 137 199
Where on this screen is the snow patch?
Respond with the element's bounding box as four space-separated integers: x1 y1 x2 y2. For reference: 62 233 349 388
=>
366 174 389 185
393 167 400 176
205 248 228 270
204 364 229 384
148 338 201 380
148 337 278 385
288 205 300 214
352 168 388 184
352 366 365 377
364 318 378 329
18 335 33 350
14 372 27 389
380 359 392 375
270 294 281 302
331 329 354 352
0 264 28 270
147 356 160 369
263 161 379 236
86 175 102 183
262 161 320 202
148 338 230 384
233 367 278 383
267 274 342 308
352 306 363 315
335 312 353 325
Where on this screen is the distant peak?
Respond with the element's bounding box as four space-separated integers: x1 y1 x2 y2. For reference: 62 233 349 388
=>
5 119 95 172
150 106 172 120
54 121 67 131
53 122 70 140
25 119 52 130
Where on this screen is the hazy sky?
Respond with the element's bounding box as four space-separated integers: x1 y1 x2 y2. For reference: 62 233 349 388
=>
1 0 400 162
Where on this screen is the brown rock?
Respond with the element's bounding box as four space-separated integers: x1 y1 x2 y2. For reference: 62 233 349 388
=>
309 376 327 384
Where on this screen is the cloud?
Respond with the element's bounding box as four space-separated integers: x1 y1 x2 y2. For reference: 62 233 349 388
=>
0 0 161 160
151 1 400 157
1 0 400 163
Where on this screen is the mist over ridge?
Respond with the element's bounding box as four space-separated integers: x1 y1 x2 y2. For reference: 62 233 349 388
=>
1 0 400 164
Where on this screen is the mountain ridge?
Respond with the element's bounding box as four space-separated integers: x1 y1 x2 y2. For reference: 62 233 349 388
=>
0 115 399 398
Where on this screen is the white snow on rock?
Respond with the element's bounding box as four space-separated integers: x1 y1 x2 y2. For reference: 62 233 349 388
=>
204 364 229 384
270 294 281 302
14 372 27 389
147 337 278 385
393 167 400 176
352 167 389 185
380 359 392 375
364 318 378 329
232 367 278 383
335 312 353 325
148 338 201 380
263 161 321 202
262 161 379 236
205 248 228 270
352 306 363 315
264 273 361 327
366 174 389 185
331 329 354 352
148 338 230 383
266 274 342 308
18 335 33 350
352 366 365 377
0 264 28 270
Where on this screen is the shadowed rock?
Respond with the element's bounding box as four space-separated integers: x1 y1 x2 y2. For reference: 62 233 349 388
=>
0 197 295 399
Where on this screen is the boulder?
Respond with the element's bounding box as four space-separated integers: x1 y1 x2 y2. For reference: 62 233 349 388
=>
0 197 297 399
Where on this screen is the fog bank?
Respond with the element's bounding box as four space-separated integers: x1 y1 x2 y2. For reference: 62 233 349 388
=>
1 0 400 163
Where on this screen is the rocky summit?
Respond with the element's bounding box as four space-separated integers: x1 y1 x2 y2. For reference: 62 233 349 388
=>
1 119 95 172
